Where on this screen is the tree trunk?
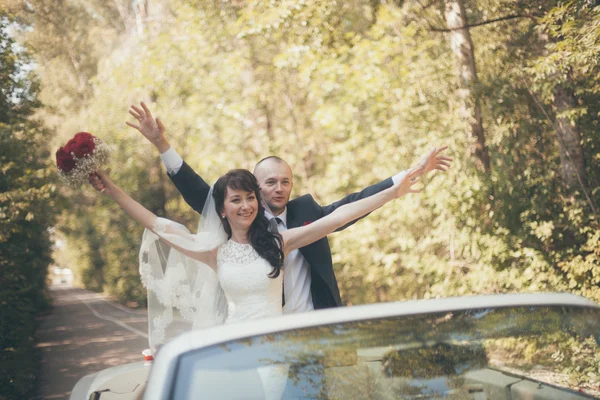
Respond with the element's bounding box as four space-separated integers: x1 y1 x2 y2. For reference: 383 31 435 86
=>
112 0 134 34
534 28 588 194
553 86 588 191
133 0 148 37
444 0 491 173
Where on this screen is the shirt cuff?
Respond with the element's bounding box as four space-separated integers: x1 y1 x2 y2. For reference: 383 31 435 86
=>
392 170 408 185
160 147 184 175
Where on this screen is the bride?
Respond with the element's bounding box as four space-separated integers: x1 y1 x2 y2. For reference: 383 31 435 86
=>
89 165 422 398
90 168 422 325
92 166 422 319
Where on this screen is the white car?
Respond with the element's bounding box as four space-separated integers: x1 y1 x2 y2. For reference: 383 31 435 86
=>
71 292 600 399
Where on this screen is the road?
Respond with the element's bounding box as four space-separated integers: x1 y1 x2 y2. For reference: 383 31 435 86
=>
36 285 149 400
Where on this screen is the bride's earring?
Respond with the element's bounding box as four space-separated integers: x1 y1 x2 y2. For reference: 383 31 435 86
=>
221 215 226 219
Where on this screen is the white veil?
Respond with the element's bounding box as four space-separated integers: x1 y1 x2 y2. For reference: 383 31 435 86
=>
138 187 229 349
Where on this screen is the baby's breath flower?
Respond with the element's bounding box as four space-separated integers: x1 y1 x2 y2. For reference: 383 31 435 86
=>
58 138 110 188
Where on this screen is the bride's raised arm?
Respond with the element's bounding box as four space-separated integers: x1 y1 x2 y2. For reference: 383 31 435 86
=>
281 167 423 255
90 171 218 268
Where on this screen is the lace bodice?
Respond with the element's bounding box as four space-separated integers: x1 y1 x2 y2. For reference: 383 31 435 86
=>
217 240 283 324
217 239 261 264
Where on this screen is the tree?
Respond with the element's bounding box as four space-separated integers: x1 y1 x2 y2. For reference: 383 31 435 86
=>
0 16 58 399
443 0 491 173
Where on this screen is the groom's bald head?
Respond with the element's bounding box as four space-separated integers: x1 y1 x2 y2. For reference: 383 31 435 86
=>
254 156 289 174
254 156 293 215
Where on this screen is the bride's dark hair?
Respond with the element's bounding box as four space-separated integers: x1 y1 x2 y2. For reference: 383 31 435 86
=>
213 169 284 278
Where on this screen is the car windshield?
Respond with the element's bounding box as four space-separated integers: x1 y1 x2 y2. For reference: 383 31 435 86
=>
171 304 600 399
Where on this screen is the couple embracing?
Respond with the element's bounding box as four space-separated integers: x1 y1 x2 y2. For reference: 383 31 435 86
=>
90 102 452 347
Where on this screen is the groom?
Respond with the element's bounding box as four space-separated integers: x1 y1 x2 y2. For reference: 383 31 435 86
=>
124 102 451 312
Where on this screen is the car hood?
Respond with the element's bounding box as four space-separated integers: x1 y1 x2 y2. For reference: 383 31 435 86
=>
69 361 150 400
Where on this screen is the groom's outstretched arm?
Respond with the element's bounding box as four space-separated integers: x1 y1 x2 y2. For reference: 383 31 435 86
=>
127 102 211 215
168 158 211 214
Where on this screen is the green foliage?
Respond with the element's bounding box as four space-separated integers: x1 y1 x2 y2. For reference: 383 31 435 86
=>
9 0 596 306
0 17 57 400
1 0 597 394
470 0 600 304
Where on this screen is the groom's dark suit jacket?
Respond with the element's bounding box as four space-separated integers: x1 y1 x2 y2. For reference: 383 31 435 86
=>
170 162 394 309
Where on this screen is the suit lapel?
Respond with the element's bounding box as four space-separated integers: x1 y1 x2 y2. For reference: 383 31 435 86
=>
285 203 314 267
286 204 324 277
285 205 301 229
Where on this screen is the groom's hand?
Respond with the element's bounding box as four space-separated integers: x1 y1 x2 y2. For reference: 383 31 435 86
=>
126 102 171 153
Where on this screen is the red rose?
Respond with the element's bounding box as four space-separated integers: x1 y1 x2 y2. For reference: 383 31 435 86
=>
56 147 76 173
302 221 313 226
73 132 94 144
66 132 96 158
74 132 93 140
64 139 75 153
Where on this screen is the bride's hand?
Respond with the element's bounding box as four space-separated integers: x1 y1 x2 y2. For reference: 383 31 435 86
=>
89 171 111 195
393 167 423 198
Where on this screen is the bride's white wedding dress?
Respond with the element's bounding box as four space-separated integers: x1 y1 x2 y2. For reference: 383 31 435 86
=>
190 239 289 399
140 218 289 399
217 239 283 324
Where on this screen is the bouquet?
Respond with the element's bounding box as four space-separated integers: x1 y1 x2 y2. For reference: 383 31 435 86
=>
56 132 110 188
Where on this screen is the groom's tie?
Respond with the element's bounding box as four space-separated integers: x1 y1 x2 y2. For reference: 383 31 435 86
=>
269 217 282 233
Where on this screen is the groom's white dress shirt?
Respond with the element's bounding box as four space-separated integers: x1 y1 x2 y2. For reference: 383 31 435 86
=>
263 208 314 314
160 147 408 314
